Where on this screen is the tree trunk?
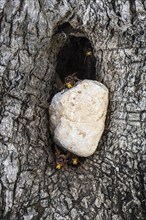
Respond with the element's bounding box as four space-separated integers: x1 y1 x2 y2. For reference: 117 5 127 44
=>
0 0 146 219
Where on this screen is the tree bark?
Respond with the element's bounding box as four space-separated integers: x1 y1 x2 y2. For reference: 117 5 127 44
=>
0 0 146 219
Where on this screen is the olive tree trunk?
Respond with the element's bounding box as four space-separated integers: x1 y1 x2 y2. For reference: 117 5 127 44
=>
0 0 146 219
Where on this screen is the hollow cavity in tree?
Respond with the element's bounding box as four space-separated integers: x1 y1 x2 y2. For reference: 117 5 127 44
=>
49 23 99 169
56 35 96 83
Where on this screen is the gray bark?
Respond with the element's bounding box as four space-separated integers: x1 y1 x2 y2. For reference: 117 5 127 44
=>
0 0 146 219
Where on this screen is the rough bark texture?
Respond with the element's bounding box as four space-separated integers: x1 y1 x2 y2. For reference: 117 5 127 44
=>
0 0 146 219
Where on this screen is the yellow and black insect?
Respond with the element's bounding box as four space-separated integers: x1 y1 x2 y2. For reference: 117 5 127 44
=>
85 50 93 57
64 73 80 89
83 48 96 80
53 145 79 170
72 157 78 165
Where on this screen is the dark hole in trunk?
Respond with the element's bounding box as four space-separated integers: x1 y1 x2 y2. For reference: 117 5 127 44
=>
49 24 97 170
56 35 96 84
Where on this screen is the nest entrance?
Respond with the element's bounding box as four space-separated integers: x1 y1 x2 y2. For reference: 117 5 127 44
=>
56 35 96 85
49 24 97 170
